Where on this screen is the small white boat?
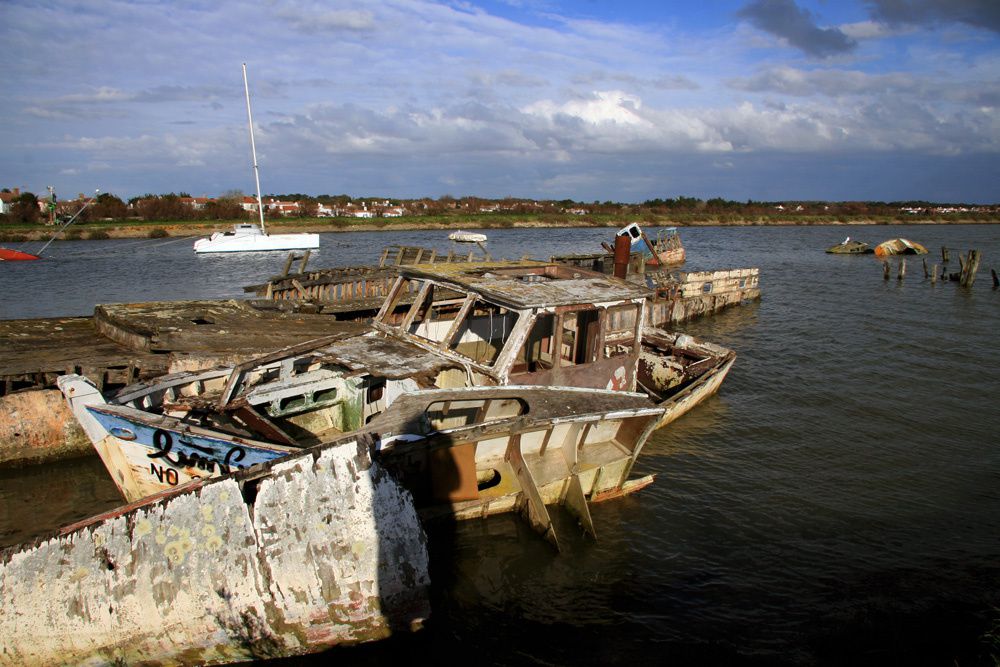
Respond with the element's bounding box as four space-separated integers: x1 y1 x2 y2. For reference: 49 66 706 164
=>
193 223 319 253
449 230 488 243
194 64 320 254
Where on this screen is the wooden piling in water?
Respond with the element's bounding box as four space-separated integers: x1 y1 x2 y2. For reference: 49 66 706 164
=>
941 246 950 263
922 258 928 279
897 259 906 280
992 268 998 289
931 264 938 284
883 261 891 280
281 252 296 277
959 250 981 287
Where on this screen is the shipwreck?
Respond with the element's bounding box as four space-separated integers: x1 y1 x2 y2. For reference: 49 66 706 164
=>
59 261 734 535
0 430 431 665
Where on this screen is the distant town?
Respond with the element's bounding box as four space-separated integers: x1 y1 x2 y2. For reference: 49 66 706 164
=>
1 187 997 226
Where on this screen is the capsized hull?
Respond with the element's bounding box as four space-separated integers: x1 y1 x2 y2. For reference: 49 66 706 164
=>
0 247 40 261
826 241 872 254
873 238 928 257
448 231 488 243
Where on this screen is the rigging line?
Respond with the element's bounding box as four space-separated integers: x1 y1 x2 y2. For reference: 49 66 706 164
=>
96 236 184 250
54 235 190 254
142 236 193 248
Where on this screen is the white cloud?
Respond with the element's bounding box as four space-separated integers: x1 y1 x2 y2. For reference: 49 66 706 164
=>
522 91 648 126
273 3 376 33
838 20 902 39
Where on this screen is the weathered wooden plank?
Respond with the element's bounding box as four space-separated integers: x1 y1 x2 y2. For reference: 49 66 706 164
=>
95 300 367 353
1 301 370 399
0 316 168 390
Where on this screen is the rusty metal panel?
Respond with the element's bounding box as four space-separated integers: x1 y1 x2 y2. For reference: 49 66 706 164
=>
429 441 479 502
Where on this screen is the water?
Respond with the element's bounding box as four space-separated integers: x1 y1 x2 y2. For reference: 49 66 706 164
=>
2 224 998 665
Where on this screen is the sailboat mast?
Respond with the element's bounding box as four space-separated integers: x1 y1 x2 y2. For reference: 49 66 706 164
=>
243 63 267 235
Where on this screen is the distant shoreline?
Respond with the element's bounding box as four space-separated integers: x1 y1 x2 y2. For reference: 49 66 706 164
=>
2 215 997 242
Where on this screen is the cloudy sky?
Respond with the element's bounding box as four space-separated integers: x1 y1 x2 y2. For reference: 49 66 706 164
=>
1 0 997 203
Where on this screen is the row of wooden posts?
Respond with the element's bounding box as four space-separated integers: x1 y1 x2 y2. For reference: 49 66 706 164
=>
882 247 995 288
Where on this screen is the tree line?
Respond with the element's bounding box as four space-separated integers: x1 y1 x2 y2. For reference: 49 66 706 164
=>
1 188 995 226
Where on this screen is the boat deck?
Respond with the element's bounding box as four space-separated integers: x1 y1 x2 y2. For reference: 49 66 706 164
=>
0 301 368 396
0 316 167 395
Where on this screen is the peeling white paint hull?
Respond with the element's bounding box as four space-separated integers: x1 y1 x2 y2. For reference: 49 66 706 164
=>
638 329 737 430
0 438 430 666
652 355 735 430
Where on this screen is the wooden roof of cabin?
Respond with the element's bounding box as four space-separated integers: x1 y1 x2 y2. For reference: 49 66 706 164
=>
401 260 653 309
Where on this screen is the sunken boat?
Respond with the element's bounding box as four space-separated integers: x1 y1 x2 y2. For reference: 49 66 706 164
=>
60 261 733 534
874 238 928 257
61 372 663 547
826 237 873 254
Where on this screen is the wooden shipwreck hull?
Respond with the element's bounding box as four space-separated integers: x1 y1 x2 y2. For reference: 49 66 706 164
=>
58 260 731 515
638 329 737 430
0 433 431 666
60 367 665 550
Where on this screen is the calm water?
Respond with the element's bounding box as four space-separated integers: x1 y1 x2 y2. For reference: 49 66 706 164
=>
2 225 998 666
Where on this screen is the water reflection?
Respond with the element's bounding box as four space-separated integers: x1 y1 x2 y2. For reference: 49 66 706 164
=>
0 455 121 547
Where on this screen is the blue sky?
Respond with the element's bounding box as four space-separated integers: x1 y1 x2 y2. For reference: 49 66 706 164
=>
1 0 997 203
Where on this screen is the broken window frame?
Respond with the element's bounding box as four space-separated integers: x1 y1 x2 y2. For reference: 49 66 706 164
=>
558 306 600 367
445 296 520 368
376 277 418 327
511 311 556 374
603 303 639 358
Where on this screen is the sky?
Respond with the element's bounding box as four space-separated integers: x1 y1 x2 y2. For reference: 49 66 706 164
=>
1 0 997 204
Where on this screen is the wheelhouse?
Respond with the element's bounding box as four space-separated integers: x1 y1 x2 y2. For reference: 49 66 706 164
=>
372 261 653 392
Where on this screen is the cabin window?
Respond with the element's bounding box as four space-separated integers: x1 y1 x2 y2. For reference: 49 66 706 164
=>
513 313 555 373
278 395 306 412
604 304 638 358
367 380 384 403
314 387 338 404
560 308 599 366
447 298 518 366
702 282 713 294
